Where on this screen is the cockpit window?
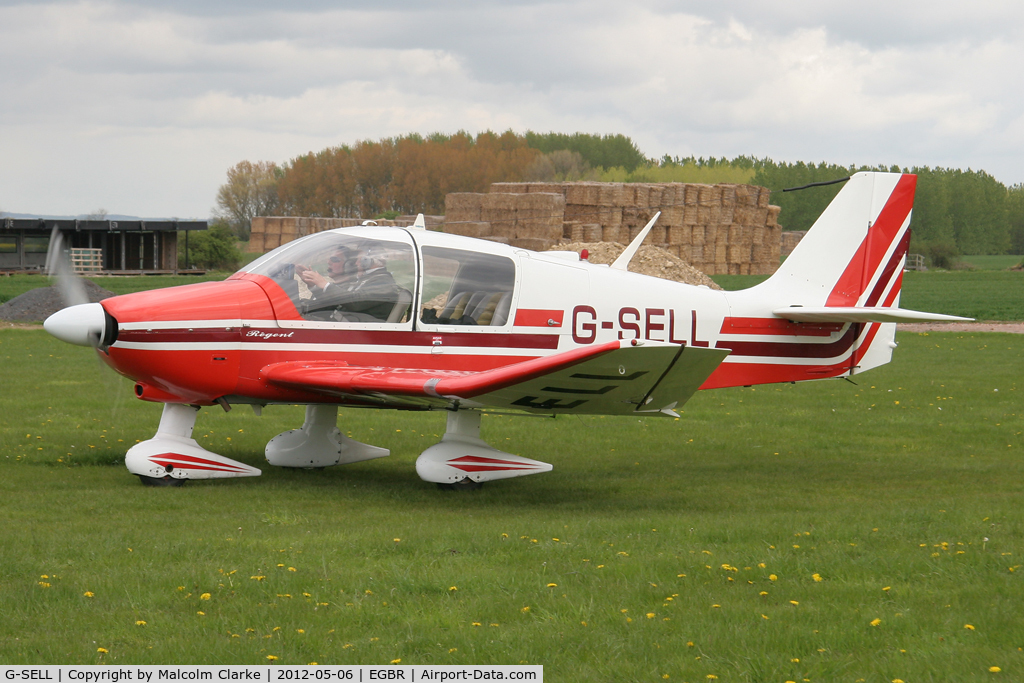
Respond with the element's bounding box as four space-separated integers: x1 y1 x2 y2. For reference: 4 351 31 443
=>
420 246 516 326
244 232 414 323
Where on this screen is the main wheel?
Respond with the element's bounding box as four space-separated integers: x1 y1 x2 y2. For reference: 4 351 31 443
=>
437 478 483 492
138 475 186 487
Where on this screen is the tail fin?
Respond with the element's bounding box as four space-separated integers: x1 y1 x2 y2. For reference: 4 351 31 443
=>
708 172 969 388
759 172 916 308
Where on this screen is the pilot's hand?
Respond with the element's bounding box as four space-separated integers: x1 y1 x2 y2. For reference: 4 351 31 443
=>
300 270 328 289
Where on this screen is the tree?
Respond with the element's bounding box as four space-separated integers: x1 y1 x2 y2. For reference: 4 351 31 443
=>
215 160 282 239
178 220 243 271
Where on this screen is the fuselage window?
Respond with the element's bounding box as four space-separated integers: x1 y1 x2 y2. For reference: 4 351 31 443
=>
420 246 515 326
246 233 415 323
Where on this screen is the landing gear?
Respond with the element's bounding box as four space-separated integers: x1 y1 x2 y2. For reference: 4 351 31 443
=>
265 404 389 468
138 474 186 487
416 410 552 487
125 403 262 484
437 477 484 492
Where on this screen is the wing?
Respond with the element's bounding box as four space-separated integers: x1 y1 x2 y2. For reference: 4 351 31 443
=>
260 340 730 416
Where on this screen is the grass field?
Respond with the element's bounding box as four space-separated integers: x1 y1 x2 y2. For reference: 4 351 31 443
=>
959 255 1024 271
1 328 1021 680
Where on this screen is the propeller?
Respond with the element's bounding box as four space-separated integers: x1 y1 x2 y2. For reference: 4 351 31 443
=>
42 226 114 349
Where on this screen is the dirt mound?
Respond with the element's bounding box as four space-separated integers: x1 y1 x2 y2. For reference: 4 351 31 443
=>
0 281 115 322
553 242 722 290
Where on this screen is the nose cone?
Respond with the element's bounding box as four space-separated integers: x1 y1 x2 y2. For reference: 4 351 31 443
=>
44 302 107 347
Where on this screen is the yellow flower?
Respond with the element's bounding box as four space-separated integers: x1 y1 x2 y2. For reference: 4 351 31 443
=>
646 613 655 619
759 591 768 596
449 586 458 592
769 574 778 581
989 667 1001 673
547 583 557 588
266 655 278 661
197 611 205 616
521 606 530 613
390 660 401 665
883 586 891 592
97 648 108 654
136 620 147 626
870 618 882 627
83 591 94 598
200 593 211 600
812 573 823 582
790 600 799 606
288 567 296 572
965 624 976 630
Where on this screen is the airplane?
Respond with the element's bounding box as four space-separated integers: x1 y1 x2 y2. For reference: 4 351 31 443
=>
43 171 970 488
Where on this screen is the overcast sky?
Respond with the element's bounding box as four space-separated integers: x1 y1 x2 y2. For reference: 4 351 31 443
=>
2 0 1023 219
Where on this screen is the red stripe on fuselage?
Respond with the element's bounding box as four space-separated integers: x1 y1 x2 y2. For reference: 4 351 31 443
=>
719 317 844 337
514 309 564 327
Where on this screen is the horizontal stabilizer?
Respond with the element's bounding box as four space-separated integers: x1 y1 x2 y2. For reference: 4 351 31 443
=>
772 306 973 324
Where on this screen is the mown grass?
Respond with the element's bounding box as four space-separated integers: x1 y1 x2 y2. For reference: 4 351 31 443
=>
1 329 1021 680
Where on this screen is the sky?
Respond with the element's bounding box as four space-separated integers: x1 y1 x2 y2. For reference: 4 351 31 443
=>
2 0 1023 219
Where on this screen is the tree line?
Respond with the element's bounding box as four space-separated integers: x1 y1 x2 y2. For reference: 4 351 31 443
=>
215 133 1024 261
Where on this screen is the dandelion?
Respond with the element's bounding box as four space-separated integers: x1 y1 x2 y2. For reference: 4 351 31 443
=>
812 573 823 582
965 624 976 630
646 613 655 619
759 591 768 596
883 586 891 592
83 591 94 598
989 666 1001 673
449 586 458 592
521 606 530 613
200 593 211 600
136 620 147 626
266 655 278 661
870 618 882 627
547 583 557 588
197 611 205 616
449 648 457 653
790 601 799 606
288 567 296 572
97 647 108 654
390 659 401 664
769 574 778 581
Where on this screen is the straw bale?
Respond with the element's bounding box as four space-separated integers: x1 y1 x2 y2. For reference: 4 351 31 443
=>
697 205 712 224
645 226 667 245
281 218 299 236
513 238 557 252
727 244 748 264
261 217 281 235
482 193 517 212
660 206 684 226
683 205 699 224
752 226 765 247
529 182 566 194
667 225 690 245
667 183 686 204
698 185 721 205
718 184 737 206
248 232 264 253
732 206 753 225
563 204 593 223
482 235 510 245
602 226 624 244
752 207 769 225
564 183 590 205
685 184 703 204
263 232 281 250
688 225 705 245
714 243 727 263
490 183 528 194
708 205 722 224
735 184 758 206
446 193 484 222
632 184 648 207
582 224 603 242
767 205 781 228
728 264 741 275
687 245 704 263
702 225 717 245
598 183 625 206
598 207 622 228
514 220 562 241
446 221 492 239
728 225 743 243
757 187 770 208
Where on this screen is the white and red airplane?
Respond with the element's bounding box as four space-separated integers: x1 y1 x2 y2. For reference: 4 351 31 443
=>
44 171 968 487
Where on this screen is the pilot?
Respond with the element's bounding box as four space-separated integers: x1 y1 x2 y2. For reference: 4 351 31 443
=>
297 245 356 293
301 245 399 322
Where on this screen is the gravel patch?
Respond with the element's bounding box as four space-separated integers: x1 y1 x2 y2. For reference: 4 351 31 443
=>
0 282 115 323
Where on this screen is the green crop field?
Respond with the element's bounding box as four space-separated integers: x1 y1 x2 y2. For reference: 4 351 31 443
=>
1 328 1022 680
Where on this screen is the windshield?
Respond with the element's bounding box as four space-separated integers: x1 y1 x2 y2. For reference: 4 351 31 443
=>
243 230 415 323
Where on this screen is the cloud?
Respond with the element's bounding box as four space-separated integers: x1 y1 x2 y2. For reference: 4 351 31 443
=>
2 0 1023 217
